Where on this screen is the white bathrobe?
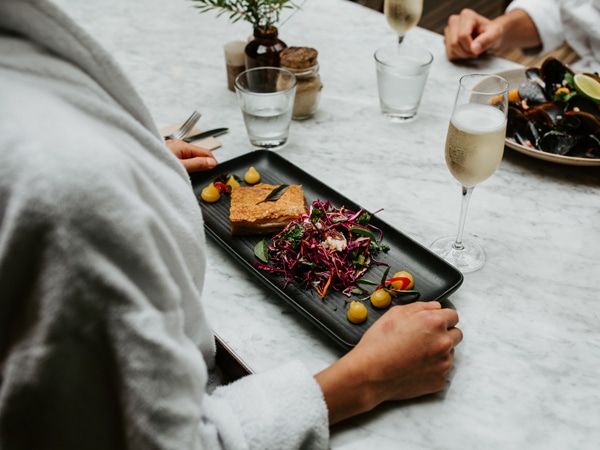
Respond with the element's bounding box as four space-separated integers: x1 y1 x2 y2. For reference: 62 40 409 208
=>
507 0 600 72
0 0 328 448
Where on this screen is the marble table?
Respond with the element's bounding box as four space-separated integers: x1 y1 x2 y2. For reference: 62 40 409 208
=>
54 0 600 448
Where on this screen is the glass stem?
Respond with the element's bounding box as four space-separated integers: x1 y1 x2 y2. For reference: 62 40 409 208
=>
398 35 405 44
453 186 475 251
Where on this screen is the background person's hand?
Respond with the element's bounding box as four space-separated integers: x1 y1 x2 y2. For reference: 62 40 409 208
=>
444 8 503 60
315 301 462 425
166 139 218 173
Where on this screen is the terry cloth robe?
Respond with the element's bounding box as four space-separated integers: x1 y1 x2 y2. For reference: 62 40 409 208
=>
0 1 329 449
506 0 600 72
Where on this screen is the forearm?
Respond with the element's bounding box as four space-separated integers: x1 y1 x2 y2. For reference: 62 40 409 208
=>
315 355 378 425
493 8 542 51
314 303 462 426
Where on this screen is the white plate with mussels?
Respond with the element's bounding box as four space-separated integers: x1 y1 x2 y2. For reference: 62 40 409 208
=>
498 67 600 167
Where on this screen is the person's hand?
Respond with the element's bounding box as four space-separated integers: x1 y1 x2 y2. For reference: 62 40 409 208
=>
165 139 218 173
315 301 462 425
350 301 461 400
444 8 503 60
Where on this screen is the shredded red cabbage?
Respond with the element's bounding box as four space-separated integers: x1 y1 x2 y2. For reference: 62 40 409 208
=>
254 199 390 298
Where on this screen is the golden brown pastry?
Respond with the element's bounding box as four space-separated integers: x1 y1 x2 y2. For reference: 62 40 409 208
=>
229 183 306 235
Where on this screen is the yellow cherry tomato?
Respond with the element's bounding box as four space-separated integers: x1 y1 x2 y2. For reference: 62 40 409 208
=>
391 271 414 290
370 288 392 308
347 301 368 324
200 183 220 203
244 166 260 184
226 175 240 190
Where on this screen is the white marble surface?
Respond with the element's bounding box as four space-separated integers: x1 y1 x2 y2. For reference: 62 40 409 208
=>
53 0 600 448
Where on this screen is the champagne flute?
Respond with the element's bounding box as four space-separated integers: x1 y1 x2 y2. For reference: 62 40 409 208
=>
430 74 509 273
383 0 423 44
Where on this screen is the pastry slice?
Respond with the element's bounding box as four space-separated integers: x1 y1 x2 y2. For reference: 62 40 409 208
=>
230 183 306 235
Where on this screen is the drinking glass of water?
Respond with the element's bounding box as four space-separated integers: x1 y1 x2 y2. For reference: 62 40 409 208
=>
374 43 433 122
234 67 297 150
430 74 508 273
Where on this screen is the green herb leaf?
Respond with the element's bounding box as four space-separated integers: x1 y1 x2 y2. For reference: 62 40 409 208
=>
349 226 377 241
254 239 269 263
564 72 575 90
380 266 391 287
389 289 421 298
190 0 299 34
256 184 289 204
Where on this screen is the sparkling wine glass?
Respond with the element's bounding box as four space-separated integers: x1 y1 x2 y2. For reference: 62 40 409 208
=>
430 74 509 273
383 0 424 44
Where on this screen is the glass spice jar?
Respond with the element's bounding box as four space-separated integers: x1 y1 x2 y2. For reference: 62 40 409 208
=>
279 47 322 120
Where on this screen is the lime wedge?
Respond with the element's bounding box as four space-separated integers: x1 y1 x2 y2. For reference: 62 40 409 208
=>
573 73 600 103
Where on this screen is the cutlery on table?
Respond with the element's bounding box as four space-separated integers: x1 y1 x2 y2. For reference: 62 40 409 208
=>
183 128 229 143
163 110 202 140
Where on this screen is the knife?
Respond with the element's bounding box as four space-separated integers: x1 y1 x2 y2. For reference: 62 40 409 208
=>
182 127 229 143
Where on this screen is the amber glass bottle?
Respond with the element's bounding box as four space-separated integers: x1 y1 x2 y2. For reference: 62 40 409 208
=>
244 27 287 70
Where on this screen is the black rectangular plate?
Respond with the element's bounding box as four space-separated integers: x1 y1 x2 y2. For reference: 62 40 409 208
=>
191 150 463 349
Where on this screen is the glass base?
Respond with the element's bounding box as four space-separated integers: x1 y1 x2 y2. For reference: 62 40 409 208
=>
250 138 288 150
382 111 418 123
430 236 485 274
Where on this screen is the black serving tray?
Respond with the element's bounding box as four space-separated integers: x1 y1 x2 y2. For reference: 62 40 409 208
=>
191 150 463 349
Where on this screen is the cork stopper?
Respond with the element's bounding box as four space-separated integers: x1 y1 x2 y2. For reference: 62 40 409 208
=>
280 46 318 70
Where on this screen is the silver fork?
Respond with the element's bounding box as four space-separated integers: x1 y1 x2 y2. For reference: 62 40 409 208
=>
164 110 202 140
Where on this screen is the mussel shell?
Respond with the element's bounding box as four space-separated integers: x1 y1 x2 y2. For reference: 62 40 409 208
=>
518 81 551 106
540 57 574 98
558 111 600 135
524 67 544 86
508 106 544 148
524 101 566 128
521 67 547 104
507 106 529 136
570 134 600 158
517 81 548 105
566 96 600 121
538 130 579 155
515 121 543 149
